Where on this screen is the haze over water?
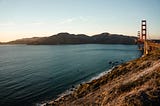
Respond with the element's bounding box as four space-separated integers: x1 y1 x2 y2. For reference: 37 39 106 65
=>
0 44 141 106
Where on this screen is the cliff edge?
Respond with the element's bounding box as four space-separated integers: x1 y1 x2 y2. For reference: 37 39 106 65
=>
45 50 160 106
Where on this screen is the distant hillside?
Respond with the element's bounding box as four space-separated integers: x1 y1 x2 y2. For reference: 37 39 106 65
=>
92 33 136 44
7 37 41 44
26 33 92 45
153 40 160 43
6 32 137 45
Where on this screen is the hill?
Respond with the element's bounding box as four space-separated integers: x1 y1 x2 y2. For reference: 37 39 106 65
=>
6 37 41 44
153 40 160 43
92 33 136 44
44 49 160 106
6 33 137 45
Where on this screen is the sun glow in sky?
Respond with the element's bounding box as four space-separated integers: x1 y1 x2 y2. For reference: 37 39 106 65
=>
0 0 160 42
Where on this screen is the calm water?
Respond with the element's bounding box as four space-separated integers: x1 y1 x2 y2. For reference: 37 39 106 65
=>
0 44 141 106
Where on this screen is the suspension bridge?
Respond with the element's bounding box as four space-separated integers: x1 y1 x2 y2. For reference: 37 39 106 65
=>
137 20 160 55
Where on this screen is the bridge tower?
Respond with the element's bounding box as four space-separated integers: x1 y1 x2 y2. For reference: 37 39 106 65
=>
137 31 140 39
141 20 147 41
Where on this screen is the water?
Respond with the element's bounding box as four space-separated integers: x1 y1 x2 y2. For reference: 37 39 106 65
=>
0 44 141 106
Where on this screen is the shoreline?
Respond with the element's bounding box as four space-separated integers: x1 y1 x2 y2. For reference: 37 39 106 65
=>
41 65 125 106
37 55 132 106
42 49 160 106
38 59 137 105
37 67 115 106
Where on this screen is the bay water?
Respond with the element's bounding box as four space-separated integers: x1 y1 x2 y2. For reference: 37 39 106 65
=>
0 44 141 106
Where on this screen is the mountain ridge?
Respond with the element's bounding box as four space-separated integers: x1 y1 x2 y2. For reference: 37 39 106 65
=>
3 32 137 45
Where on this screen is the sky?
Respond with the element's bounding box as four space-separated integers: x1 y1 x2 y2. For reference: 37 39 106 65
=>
0 0 160 42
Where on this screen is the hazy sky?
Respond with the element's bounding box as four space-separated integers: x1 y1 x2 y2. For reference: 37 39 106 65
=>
0 0 160 42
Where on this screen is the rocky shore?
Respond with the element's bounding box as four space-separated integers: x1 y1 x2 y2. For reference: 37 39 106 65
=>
44 50 160 106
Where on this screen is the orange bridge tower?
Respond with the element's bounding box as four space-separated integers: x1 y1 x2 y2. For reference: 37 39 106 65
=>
141 20 147 41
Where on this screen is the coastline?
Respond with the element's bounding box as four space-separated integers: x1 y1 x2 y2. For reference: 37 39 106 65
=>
42 49 160 106
38 67 115 106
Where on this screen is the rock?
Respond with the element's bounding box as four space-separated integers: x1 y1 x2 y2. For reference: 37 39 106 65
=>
109 61 112 64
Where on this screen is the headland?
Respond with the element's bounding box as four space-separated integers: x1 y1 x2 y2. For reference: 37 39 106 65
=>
43 49 160 106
